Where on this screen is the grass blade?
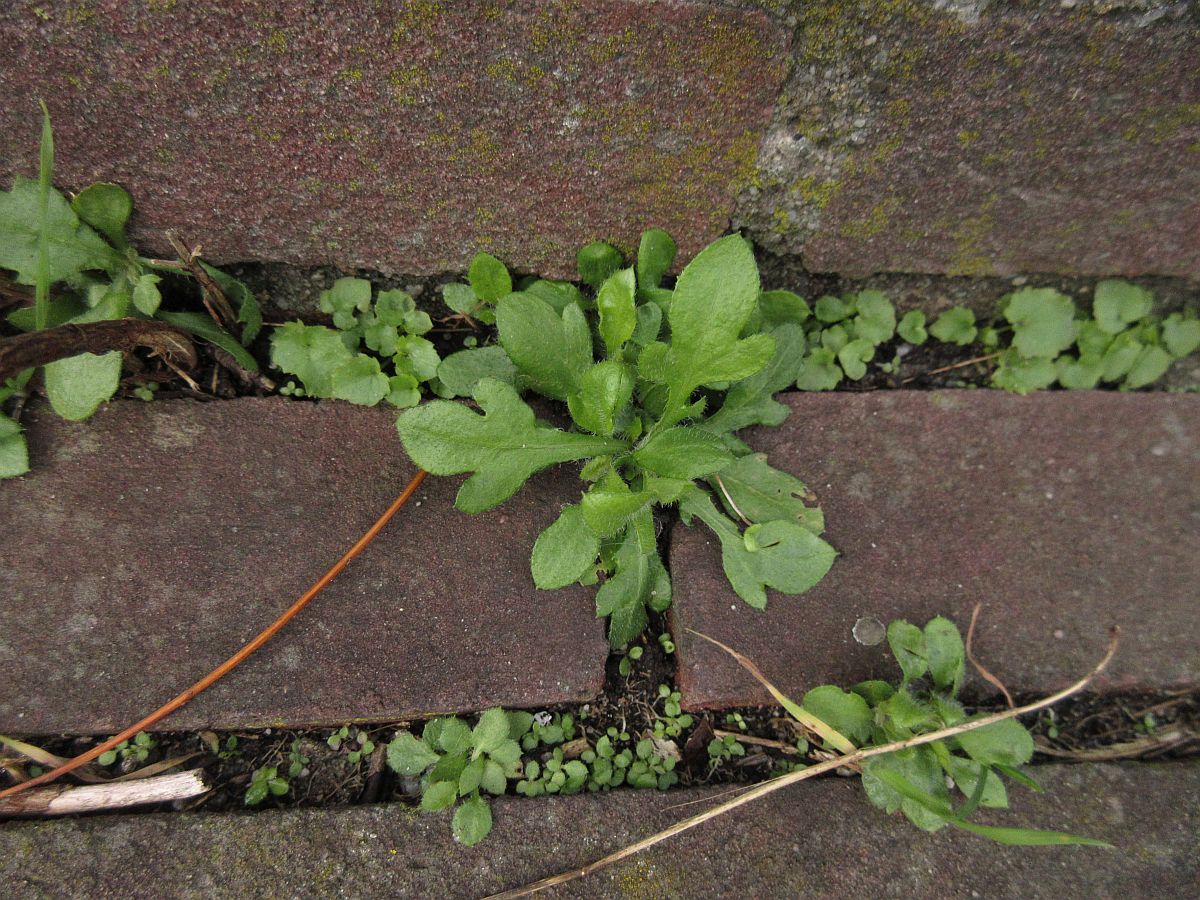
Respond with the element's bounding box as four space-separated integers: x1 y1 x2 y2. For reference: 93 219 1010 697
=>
35 100 54 331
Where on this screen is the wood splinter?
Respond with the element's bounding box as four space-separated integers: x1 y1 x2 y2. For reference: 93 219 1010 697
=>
0 770 209 818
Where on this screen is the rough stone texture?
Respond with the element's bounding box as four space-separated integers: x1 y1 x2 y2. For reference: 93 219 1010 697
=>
671 391 1200 709
737 1 1200 278
0 0 788 278
2 763 1197 897
0 398 607 733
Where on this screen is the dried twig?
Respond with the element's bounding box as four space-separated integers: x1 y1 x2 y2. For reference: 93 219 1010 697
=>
1035 727 1194 762
712 729 801 755
902 351 1002 384
966 603 1015 708
0 770 208 818
0 469 428 801
166 232 239 336
0 319 197 382
487 628 1119 899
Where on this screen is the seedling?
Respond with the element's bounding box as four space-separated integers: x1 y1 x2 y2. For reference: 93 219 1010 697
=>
244 765 289 806
386 708 531 846
200 732 240 759
97 730 156 766
652 684 694 739
618 645 643 677
327 725 376 764
271 278 439 407
286 739 310 779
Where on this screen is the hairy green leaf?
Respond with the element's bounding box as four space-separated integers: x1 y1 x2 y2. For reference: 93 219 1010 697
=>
956 718 1034 767
758 290 811 327
597 268 637 355
567 361 634 437
452 795 493 845
437 346 519 398
662 235 774 426
1124 345 1172 389
0 413 30 478
421 779 458 811
471 708 511 756
801 685 873 746
924 615 965 694
929 307 977 346
395 378 625 513
531 504 600 589
496 294 592 401
330 355 389 406
897 310 927 344
795 347 842 391
270 322 355 396
681 491 835 610
131 273 162 316
1003 288 1076 358
702 323 805 434
1093 279 1152 335
633 426 732 480
468 252 512 302
709 453 824 532
386 733 439 776
850 290 895 345
577 240 623 290
1162 314 1200 359
70 182 131 250
636 228 676 295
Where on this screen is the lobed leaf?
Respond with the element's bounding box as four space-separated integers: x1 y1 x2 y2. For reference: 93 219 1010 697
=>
531 504 600 589
395 378 625 513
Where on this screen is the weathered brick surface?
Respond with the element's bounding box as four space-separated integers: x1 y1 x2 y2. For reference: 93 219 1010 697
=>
0 0 788 278
2 763 1196 898
738 1 1200 278
0 399 607 733
671 391 1200 709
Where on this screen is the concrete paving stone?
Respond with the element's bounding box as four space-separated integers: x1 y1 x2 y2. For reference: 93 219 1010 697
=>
738 1 1200 278
1 762 1196 898
0 1 788 278
671 391 1199 709
0 398 607 734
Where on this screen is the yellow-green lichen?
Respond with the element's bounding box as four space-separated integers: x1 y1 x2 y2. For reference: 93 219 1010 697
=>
946 192 999 276
957 129 980 148
839 195 900 239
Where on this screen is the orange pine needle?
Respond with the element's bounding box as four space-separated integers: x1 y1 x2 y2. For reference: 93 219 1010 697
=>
0 469 428 800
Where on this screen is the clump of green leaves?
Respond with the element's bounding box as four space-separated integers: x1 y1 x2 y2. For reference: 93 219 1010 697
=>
987 282 1197 394
651 684 694 739
397 232 837 647
385 708 530 847
199 732 240 760
519 712 577 751
271 277 438 407
97 730 156 766
790 280 1195 394
327 725 376 764
767 616 1103 845
244 765 289 807
0 105 259 478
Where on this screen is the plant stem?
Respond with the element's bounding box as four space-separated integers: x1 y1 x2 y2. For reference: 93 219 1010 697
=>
0 469 428 801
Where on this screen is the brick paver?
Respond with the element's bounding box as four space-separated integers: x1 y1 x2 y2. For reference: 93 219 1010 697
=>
672 391 1199 709
0 398 607 733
